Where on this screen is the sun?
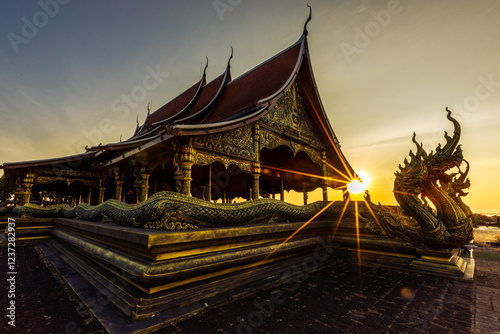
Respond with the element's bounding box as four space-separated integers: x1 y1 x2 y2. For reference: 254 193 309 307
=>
347 171 371 194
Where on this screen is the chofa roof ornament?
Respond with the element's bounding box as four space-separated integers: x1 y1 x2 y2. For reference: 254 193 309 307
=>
303 4 312 36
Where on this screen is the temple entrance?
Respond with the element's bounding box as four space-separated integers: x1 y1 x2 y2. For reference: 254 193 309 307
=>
148 164 174 197
30 180 97 206
260 146 324 203
191 162 248 202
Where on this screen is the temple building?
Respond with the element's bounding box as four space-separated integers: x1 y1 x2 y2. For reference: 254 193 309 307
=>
0 15 475 333
1 22 356 207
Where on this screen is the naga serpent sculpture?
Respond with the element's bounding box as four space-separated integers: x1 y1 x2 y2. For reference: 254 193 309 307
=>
13 191 339 230
10 108 473 250
364 108 473 249
0 206 14 216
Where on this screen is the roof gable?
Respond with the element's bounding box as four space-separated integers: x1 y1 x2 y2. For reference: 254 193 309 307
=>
202 41 303 125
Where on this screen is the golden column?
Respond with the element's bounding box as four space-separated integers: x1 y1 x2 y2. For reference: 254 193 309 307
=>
70 187 77 207
252 124 261 200
114 171 123 201
207 164 212 201
85 186 92 204
280 165 285 201
180 144 195 196
137 166 150 202
321 151 328 201
97 179 105 204
76 184 83 205
302 183 308 205
251 162 260 200
16 172 35 206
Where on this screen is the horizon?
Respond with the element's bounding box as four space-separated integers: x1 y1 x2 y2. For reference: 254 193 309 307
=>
1 1 499 213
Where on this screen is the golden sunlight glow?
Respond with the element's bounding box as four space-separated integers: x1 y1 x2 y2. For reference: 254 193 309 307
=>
347 171 370 194
347 180 364 194
356 171 371 187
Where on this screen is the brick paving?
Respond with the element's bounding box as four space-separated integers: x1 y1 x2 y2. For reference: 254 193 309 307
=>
473 245 500 334
161 258 476 334
0 243 499 334
0 246 103 334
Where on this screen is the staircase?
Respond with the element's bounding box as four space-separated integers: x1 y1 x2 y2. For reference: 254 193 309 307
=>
0 216 54 246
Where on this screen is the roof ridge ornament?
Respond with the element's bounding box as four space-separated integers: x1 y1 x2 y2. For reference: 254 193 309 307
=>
303 4 312 36
202 56 209 79
227 46 233 68
175 47 234 125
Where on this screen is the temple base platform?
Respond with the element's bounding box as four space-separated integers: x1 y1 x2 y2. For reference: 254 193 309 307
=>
25 213 474 333
0 217 54 246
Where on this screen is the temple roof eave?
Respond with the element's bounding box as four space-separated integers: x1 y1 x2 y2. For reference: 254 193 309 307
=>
1 151 96 186
2 151 95 170
168 106 267 136
91 134 159 153
93 133 174 170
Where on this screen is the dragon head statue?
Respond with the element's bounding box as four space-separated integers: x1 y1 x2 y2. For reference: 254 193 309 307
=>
366 108 473 249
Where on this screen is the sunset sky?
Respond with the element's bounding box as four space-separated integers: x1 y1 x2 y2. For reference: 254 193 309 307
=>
1 0 499 213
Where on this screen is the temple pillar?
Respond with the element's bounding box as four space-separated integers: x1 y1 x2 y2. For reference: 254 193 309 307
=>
115 180 123 201
181 162 193 195
85 186 92 204
251 162 260 200
97 180 105 204
252 124 261 200
207 164 212 201
114 168 123 201
321 152 328 201
76 184 82 205
302 184 308 205
280 169 285 201
16 172 35 206
248 177 252 201
322 187 328 201
180 144 195 196
173 173 183 193
343 189 350 202
136 166 150 202
70 187 77 207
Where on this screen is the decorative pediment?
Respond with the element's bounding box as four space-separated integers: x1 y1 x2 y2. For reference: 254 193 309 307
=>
194 151 253 174
32 168 100 186
261 81 324 150
36 176 99 187
260 129 323 166
192 124 256 160
33 168 100 179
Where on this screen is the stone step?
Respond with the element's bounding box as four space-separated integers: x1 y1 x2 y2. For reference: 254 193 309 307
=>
39 227 341 333
1 217 55 245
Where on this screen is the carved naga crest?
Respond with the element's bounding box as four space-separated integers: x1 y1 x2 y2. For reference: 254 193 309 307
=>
366 108 473 250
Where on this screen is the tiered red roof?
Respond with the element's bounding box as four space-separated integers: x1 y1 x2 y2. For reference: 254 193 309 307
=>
2 21 355 184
